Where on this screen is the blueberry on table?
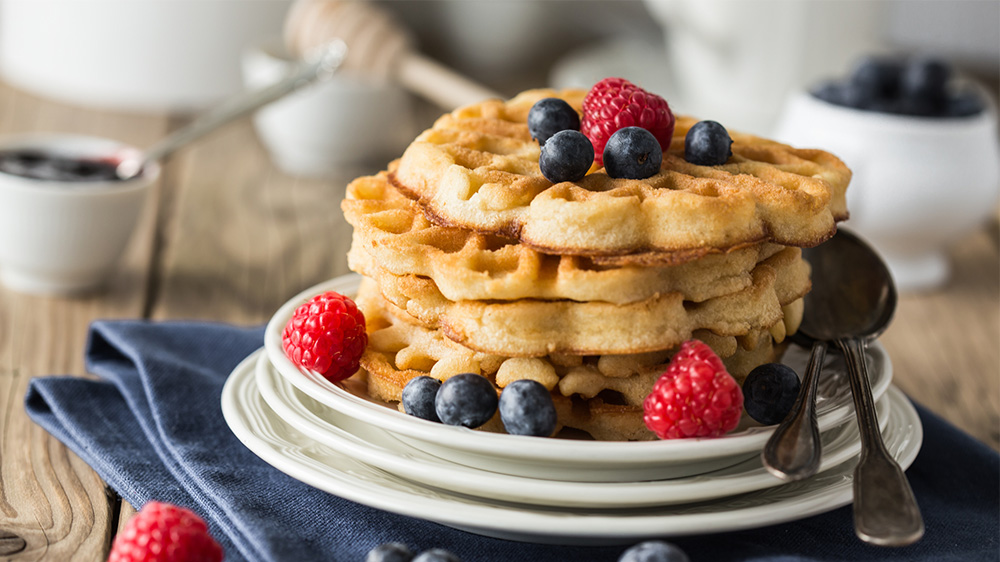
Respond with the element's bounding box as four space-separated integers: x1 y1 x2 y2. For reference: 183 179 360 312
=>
434 373 498 429
618 540 690 562
539 129 594 183
499 379 557 437
413 548 462 562
528 97 581 145
684 120 733 166
742 363 802 426
402 376 442 422
366 543 415 562
603 126 663 179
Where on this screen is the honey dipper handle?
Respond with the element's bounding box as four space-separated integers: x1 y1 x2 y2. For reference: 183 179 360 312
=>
283 0 501 110
397 51 502 109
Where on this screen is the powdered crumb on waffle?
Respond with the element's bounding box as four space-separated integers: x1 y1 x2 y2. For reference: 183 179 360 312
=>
390 88 850 264
355 245 810 356
355 281 800 441
344 170 788 305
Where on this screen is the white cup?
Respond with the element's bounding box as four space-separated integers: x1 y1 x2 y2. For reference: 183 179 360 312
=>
241 39 415 178
0 134 158 295
773 89 1000 291
0 0 290 112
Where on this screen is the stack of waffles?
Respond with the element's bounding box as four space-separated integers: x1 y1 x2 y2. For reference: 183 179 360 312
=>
342 89 850 441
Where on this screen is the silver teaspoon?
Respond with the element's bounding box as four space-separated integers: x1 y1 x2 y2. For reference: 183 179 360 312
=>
762 336 826 481
800 228 923 546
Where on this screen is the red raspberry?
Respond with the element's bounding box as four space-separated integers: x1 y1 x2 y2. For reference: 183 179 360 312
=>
581 77 675 166
642 340 744 439
107 501 223 562
282 291 367 382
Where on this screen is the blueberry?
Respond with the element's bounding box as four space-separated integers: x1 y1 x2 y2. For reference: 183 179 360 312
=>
412 548 461 562
849 55 903 101
742 363 802 425
618 540 690 562
539 130 594 183
839 81 876 109
402 376 442 422
946 90 985 117
684 120 732 166
528 97 581 145
810 81 848 106
366 542 415 562
499 379 557 437
434 373 498 429
603 126 663 179
900 57 951 114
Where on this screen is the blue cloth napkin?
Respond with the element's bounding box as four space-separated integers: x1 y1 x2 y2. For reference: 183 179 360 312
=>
25 320 999 561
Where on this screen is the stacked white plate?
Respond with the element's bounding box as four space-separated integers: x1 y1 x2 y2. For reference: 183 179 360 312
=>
221 275 924 545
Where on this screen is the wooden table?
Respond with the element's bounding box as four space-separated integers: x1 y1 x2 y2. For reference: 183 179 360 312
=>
0 80 996 560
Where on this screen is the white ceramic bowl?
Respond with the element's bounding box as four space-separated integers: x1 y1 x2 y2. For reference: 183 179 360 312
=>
773 89 1000 291
0 134 158 295
241 39 415 178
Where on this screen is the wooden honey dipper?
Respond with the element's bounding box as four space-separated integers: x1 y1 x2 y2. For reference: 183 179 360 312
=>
284 0 502 110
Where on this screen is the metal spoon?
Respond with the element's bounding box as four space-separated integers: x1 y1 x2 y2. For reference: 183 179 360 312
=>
115 40 347 180
761 332 826 481
785 228 923 546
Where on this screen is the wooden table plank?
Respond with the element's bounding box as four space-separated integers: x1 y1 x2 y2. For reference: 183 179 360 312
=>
148 118 359 323
0 83 168 560
880 222 1000 449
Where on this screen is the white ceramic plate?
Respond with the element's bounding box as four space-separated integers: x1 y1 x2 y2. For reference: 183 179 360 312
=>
222 351 923 545
254 349 890 508
262 274 895 482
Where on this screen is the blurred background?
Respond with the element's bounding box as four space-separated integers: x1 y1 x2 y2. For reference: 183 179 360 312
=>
0 0 997 290
1 0 996 130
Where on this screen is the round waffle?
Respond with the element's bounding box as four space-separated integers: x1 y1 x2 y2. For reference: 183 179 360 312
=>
391 88 850 265
355 245 810 357
356 281 801 441
344 171 786 305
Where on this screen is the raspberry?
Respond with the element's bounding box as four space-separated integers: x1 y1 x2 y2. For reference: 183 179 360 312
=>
581 77 675 166
642 340 744 439
107 501 223 562
282 291 367 382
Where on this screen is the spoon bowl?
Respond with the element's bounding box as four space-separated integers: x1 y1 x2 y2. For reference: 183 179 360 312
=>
800 231 897 342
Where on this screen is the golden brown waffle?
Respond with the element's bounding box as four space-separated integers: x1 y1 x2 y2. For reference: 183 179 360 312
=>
390 88 850 265
355 246 810 356
356 282 801 441
344 171 787 305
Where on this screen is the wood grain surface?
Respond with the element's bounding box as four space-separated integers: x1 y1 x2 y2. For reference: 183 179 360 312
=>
0 81 996 561
0 83 167 560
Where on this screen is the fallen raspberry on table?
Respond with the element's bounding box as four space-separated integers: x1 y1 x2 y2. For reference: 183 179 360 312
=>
643 340 744 439
581 77 675 167
107 501 223 562
283 290 367 383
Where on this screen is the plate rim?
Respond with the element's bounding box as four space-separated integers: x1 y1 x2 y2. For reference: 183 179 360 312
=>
253 349 895 508
263 274 894 464
221 349 924 543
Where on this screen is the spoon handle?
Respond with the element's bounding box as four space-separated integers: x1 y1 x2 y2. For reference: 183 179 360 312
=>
117 40 347 179
762 340 826 481
838 337 924 547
